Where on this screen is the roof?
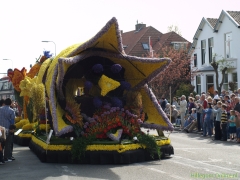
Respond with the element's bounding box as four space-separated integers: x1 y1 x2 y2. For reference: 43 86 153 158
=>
122 26 189 57
189 10 240 55
227 11 240 25
121 26 152 54
206 18 218 28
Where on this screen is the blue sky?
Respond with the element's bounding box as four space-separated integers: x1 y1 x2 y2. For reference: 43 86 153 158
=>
0 0 239 77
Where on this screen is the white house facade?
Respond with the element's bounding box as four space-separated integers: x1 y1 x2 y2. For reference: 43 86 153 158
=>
189 10 240 94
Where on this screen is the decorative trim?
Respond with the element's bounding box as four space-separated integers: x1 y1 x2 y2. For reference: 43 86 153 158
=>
142 84 174 131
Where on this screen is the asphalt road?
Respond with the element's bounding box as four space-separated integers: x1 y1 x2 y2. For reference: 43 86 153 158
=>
1 130 240 180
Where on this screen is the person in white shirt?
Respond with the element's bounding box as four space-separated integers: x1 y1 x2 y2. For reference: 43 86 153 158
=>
179 95 187 129
213 90 220 100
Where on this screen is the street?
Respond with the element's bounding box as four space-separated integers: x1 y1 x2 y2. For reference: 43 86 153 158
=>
1 130 240 180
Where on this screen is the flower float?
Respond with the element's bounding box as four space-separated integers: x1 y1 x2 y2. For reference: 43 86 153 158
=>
98 75 120 96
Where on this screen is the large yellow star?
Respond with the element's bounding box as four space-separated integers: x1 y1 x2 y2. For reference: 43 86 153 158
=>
45 17 173 136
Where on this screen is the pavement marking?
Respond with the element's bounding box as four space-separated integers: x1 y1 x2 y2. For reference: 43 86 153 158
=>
170 175 188 180
147 167 166 174
181 149 196 153
172 155 240 174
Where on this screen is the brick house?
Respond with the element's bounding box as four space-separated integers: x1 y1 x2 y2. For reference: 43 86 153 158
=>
121 22 189 57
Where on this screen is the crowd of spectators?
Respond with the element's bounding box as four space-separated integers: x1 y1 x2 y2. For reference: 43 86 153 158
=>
160 88 240 143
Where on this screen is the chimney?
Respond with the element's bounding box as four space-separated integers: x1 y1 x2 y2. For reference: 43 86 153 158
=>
135 23 146 31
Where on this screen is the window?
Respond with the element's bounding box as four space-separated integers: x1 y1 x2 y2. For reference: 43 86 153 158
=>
194 54 197 67
232 73 238 90
223 74 228 91
196 76 201 94
201 40 206 65
208 38 214 63
225 33 232 58
206 75 214 95
3 82 9 90
142 43 149 50
173 43 180 50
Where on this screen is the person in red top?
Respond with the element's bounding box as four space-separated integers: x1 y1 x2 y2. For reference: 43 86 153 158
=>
198 94 208 131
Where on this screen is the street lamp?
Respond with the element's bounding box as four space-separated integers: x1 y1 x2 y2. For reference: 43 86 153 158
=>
2 59 13 69
41 41 56 56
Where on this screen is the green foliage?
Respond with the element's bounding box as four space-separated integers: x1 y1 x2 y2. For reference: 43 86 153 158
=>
228 81 237 92
176 83 196 98
137 133 161 159
14 89 23 108
27 99 34 123
62 115 83 137
71 136 95 161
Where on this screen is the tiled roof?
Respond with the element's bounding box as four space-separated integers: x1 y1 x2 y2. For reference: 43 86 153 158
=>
227 11 240 25
121 26 151 54
206 18 218 28
122 27 189 57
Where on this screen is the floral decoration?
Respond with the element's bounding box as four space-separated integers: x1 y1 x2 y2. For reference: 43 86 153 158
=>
19 76 36 97
98 74 120 96
8 68 27 92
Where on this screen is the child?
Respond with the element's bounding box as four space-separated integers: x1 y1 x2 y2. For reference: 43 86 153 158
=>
220 104 228 141
228 110 236 140
212 101 222 140
202 103 213 137
234 111 240 143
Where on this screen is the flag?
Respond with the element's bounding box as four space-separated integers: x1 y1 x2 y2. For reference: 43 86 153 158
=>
149 36 153 57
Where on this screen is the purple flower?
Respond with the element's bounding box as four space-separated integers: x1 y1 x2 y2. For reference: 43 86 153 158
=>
92 64 103 73
85 122 89 125
120 81 131 90
111 64 122 73
81 131 85 135
84 81 92 90
111 97 123 108
93 97 102 108
83 125 87 129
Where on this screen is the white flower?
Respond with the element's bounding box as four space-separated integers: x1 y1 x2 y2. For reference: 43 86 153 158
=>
133 136 138 141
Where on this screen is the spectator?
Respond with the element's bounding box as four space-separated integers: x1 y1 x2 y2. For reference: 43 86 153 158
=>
237 88 240 97
164 103 171 115
221 89 226 98
212 101 222 140
179 95 187 129
172 97 180 111
160 96 168 111
228 110 236 141
0 126 6 164
184 108 197 129
202 103 213 137
220 104 228 141
213 90 220 100
0 98 16 162
4 124 16 162
168 105 179 124
188 97 195 114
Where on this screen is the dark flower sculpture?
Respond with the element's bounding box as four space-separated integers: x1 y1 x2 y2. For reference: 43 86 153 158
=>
111 97 123 108
111 64 122 73
93 97 102 108
92 64 103 73
120 81 131 90
84 81 92 90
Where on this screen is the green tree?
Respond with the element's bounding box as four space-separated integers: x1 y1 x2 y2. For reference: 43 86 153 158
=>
210 54 234 94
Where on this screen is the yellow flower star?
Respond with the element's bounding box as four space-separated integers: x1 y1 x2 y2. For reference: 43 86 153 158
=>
98 75 120 96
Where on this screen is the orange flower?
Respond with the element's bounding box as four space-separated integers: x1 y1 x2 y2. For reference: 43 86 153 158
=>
27 63 41 78
8 68 27 92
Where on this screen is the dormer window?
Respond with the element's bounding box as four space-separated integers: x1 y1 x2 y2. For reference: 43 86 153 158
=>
171 42 187 50
142 43 149 50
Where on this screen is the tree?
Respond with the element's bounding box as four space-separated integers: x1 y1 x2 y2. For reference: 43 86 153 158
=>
167 25 182 36
210 54 234 95
149 46 195 99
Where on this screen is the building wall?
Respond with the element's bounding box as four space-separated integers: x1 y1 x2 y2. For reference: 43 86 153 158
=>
191 15 240 94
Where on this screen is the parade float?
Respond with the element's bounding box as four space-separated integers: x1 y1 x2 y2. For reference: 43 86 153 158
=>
9 17 174 164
